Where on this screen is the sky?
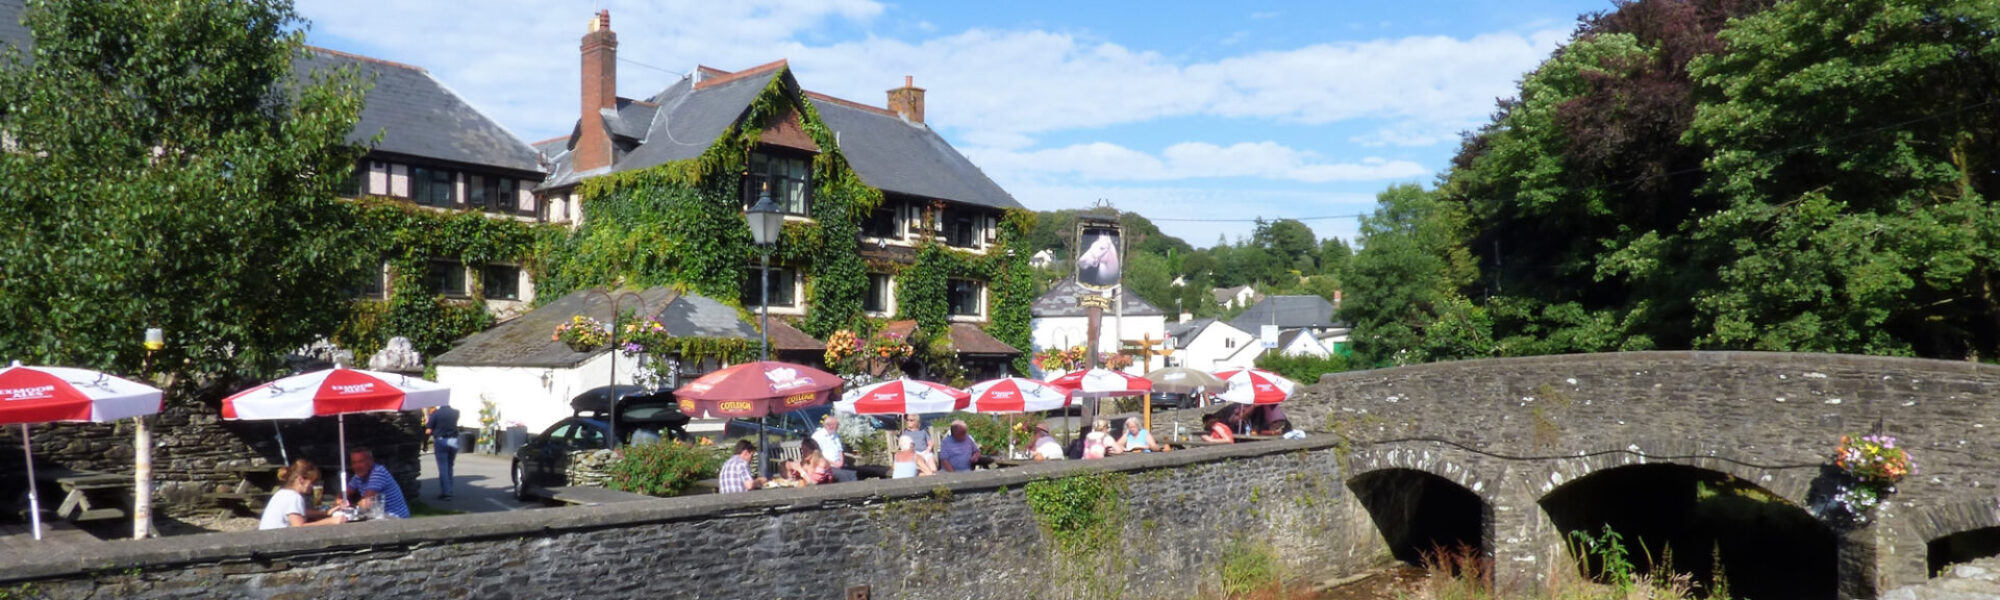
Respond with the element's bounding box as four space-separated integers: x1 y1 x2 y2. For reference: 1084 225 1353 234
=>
297 0 1613 247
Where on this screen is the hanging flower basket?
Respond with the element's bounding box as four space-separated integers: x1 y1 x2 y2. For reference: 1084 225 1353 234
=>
552 315 611 352
1821 433 1915 526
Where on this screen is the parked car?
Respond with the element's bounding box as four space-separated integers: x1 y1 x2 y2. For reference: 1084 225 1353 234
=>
717 405 895 442
511 388 689 500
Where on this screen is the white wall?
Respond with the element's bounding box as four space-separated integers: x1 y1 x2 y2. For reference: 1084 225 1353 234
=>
1280 332 1331 358
435 350 651 434
1029 313 1167 378
1175 322 1259 372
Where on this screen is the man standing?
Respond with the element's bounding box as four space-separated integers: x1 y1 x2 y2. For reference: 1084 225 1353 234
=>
938 420 981 472
346 447 411 519
718 440 763 493
426 404 461 500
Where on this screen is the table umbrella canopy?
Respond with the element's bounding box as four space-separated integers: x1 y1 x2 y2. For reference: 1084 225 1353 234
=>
964 377 1070 413
835 378 970 415
1142 367 1225 395
1046 368 1154 397
221 367 450 419
1212 368 1299 405
0 363 162 424
674 361 844 418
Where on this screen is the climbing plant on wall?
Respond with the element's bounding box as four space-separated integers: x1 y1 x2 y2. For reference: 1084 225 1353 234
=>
333 198 555 359
538 67 882 341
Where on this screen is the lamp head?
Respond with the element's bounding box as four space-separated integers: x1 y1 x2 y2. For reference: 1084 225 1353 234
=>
143 328 165 351
746 182 785 246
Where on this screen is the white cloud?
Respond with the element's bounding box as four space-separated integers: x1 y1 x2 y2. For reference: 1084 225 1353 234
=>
964 141 1426 184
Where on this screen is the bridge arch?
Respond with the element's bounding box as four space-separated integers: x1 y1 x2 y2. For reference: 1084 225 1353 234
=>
1913 498 2000 577
1342 444 1496 572
1538 462 1836 600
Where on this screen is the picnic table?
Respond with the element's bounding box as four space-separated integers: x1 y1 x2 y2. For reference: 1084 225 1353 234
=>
207 464 283 515
53 470 136 523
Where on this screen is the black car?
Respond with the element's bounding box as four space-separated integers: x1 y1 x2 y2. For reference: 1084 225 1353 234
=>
511 388 689 500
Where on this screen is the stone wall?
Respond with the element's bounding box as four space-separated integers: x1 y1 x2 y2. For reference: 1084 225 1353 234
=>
1 400 425 516
0 437 1389 600
1287 351 2000 596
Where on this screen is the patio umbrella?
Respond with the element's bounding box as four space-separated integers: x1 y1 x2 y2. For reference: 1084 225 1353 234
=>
1143 367 1224 394
221 366 450 497
0 362 163 541
1047 367 1153 398
835 378 969 416
965 377 1071 457
1212 368 1299 405
674 361 844 479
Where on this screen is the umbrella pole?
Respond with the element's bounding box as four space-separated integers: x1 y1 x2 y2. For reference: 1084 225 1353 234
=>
21 424 41 541
338 414 349 504
758 416 769 480
273 422 289 464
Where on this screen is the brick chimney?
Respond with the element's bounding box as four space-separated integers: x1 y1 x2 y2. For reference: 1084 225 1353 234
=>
886 75 925 124
576 10 618 173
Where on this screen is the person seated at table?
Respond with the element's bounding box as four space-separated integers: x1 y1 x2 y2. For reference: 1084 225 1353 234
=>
1028 424 1063 461
260 459 348 530
784 438 835 485
1249 404 1291 435
1120 417 1163 453
346 447 410 519
1065 422 1091 459
901 414 937 475
892 437 922 479
719 439 765 493
938 420 981 472
1201 413 1236 444
1083 418 1124 459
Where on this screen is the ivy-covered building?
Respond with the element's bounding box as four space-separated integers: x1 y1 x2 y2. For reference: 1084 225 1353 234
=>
529 11 1033 381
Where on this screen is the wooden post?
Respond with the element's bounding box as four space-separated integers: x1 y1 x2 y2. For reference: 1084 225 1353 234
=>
132 415 151 539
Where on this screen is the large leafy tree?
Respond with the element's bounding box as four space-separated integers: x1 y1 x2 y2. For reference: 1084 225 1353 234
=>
0 1 368 390
1685 0 2000 357
1341 184 1481 363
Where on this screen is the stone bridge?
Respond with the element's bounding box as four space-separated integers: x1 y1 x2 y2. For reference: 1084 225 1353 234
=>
1285 351 2000 599
0 351 1994 599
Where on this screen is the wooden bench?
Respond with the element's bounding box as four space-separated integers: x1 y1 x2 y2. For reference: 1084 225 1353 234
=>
50 471 134 523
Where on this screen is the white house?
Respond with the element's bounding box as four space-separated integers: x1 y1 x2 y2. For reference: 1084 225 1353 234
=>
1212 285 1258 310
1029 277 1167 377
1274 329 1332 358
1028 249 1056 270
1164 318 1258 371
433 287 757 433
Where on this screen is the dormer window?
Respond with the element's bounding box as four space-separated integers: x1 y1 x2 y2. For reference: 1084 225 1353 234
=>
746 151 810 215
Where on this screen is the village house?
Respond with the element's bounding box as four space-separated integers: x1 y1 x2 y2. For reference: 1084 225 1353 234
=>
1213 285 1259 311
1030 277 1168 377
1163 318 1258 371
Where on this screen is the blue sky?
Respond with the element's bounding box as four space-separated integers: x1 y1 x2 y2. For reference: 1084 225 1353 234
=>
298 0 1612 247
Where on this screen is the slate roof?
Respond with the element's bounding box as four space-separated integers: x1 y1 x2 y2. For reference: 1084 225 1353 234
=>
434 287 757 368
1212 285 1253 305
1165 318 1217 350
1032 277 1166 318
298 48 542 175
948 323 1021 356
766 320 824 352
0 0 29 62
1228 295 1340 333
538 61 1021 211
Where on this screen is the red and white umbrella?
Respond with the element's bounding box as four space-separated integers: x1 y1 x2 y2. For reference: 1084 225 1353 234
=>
1212 368 1298 405
1046 367 1154 398
222 367 450 495
964 377 1070 413
836 378 970 415
0 362 162 541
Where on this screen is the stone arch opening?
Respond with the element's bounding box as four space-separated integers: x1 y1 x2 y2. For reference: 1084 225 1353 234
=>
1929 527 2000 577
1539 463 1835 600
1346 468 1488 570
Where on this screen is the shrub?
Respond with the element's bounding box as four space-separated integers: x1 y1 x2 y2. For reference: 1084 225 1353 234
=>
604 441 723 497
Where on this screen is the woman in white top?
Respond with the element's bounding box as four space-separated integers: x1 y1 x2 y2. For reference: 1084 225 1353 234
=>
1120 417 1162 453
1029 424 1064 461
259 459 349 530
891 437 920 479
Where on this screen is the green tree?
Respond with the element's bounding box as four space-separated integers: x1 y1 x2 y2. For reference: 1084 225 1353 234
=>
1123 251 1176 317
1318 238 1353 280
1683 0 2000 357
1342 184 1480 363
1253 218 1320 275
0 0 369 387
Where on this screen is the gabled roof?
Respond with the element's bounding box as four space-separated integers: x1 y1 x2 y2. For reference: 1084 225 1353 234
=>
435 287 757 368
538 62 1021 211
1032 277 1166 318
1212 285 1253 304
1228 295 1339 333
299 48 543 175
948 323 1021 356
1165 318 1216 349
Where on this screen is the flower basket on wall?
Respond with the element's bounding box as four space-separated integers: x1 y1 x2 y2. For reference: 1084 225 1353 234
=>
1815 433 1915 526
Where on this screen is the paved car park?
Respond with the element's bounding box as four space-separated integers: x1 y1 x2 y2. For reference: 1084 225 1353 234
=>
418 451 537 513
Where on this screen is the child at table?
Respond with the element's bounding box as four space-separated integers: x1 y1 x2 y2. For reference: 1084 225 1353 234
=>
1201 413 1236 444
259 459 348 530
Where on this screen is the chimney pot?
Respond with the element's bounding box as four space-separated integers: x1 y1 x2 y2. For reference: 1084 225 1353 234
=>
577 10 619 172
887 75 926 124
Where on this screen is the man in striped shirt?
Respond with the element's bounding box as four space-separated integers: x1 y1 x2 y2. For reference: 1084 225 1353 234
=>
346 447 410 519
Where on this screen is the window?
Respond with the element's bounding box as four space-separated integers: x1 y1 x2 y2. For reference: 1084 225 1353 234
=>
413 167 454 206
344 161 369 198
745 151 810 214
483 264 521 300
495 178 517 213
947 279 983 317
942 207 979 248
1225 337 1237 349
864 274 892 314
861 205 899 239
741 266 797 308
426 259 467 297
348 261 386 299
467 175 487 210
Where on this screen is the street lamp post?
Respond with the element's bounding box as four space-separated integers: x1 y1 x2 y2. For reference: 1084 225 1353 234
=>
745 183 786 479
583 288 646 447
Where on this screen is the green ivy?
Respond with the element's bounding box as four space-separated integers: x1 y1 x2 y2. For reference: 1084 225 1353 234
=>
1024 472 1128 558
334 199 552 360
